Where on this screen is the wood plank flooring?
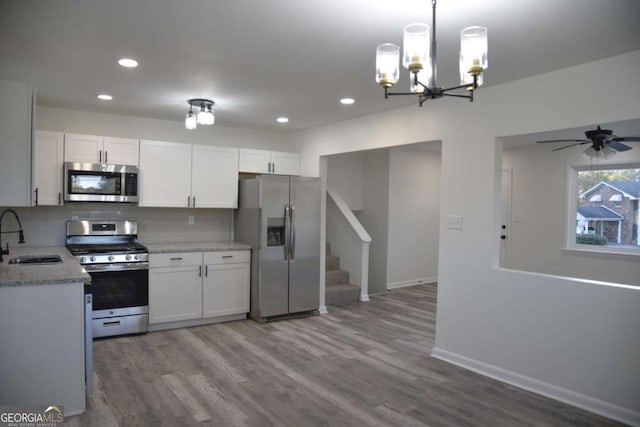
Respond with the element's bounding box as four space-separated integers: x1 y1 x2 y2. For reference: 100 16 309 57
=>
67 284 623 426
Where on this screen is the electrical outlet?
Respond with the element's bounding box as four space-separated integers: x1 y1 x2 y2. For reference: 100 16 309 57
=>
446 215 463 230
188 215 194 225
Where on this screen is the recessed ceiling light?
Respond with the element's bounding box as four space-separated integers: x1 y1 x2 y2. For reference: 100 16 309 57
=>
97 94 113 101
118 58 138 68
340 97 355 105
276 117 289 123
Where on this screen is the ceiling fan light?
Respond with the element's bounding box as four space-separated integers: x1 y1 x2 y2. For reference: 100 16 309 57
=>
460 26 488 86
582 146 616 160
403 23 430 73
375 43 400 88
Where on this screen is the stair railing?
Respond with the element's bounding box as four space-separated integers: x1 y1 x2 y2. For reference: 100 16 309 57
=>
326 188 372 301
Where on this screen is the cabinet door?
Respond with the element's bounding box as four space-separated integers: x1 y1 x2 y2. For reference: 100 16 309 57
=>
239 148 270 174
149 266 203 324
271 151 300 176
33 131 64 206
103 137 139 166
202 262 250 318
192 145 239 208
64 133 103 163
0 80 34 207
139 140 192 207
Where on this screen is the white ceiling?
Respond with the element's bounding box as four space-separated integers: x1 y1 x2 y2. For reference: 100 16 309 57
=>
1 0 639 133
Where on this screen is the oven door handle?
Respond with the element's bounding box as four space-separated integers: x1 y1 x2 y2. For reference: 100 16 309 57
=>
83 262 149 272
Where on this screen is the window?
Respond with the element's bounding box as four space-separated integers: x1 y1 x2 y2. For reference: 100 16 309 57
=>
568 165 640 254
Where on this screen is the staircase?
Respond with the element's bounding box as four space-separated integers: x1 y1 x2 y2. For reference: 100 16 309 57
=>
325 242 361 306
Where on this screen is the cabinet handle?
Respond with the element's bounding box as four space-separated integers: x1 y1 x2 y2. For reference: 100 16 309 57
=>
193 196 196 208
187 196 191 207
272 162 275 174
105 150 108 164
205 265 208 277
222 255 233 259
170 257 183 261
34 188 38 206
199 265 202 277
103 320 121 327
58 192 62 205
99 150 102 163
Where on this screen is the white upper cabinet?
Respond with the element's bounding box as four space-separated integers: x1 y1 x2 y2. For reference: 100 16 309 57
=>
33 131 64 206
0 80 35 207
239 149 300 176
139 140 239 208
103 136 140 165
139 140 192 207
191 145 239 208
270 151 301 176
64 133 139 165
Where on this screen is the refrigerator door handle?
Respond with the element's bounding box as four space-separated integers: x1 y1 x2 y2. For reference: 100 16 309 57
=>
290 204 296 260
284 203 290 261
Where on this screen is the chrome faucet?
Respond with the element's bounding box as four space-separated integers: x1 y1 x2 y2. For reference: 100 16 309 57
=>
0 209 26 262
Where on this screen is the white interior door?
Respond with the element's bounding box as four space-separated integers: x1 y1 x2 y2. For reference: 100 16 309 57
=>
500 168 512 268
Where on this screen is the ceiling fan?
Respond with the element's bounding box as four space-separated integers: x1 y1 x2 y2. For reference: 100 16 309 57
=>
536 126 640 158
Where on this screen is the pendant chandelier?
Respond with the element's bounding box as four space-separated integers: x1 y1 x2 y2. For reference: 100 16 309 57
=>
185 98 215 130
375 0 488 106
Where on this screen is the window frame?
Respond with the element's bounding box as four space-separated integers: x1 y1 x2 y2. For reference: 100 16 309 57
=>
564 162 640 257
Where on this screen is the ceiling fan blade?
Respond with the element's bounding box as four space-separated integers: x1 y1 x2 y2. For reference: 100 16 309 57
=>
552 142 588 151
537 139 587 144
606 141 633 152
612 136 640 142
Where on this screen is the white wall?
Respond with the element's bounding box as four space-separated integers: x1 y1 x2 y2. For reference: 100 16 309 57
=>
503 143 640 285
326 152 364 210
36 105 295 151
293 51 640 424
387 145 441 287
359 149 390 295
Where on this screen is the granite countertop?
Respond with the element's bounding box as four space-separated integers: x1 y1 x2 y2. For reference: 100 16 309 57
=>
144 241 252 254
0 246 91 287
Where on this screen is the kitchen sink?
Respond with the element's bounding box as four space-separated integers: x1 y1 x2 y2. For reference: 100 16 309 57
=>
8 254 63 265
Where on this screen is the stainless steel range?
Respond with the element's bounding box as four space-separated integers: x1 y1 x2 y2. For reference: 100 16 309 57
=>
66 220 149 338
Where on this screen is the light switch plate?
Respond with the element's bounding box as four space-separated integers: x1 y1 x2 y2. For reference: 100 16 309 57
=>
188 215 194 225
447 215 463 230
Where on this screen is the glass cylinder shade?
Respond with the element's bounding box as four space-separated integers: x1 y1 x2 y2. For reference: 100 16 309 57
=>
197 106 215 125
403 23 430 73
185 111 197 130
459 26 488 86
375 43 400 88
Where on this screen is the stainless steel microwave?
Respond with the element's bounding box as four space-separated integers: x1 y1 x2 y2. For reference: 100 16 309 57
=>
64 162 139 203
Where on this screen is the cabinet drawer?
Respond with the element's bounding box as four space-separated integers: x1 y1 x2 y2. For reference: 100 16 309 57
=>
203 250 250 265
150 252 202 268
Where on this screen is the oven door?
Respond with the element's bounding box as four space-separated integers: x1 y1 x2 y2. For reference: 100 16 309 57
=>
86 262 149 338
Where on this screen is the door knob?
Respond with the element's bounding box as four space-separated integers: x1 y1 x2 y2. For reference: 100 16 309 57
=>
500 235 507 240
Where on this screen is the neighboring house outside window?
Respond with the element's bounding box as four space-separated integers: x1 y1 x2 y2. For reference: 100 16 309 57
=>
579 181 640 246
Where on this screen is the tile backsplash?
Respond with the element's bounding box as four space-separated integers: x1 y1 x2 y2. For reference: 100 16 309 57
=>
0 204 233 247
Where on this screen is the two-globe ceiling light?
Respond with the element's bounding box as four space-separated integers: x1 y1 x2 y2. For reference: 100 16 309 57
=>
185 99 215 130
375 0 487 106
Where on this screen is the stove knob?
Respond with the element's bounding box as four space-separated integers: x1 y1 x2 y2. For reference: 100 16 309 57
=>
108 255 115 262
125 254 131 261
90 256 96 262
80 257 86 263
132 254 138 261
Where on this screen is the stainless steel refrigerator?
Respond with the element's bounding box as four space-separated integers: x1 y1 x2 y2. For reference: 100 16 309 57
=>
234 175 320 322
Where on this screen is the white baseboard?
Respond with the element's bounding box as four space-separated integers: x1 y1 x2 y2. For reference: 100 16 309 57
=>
431 347 640 427
318 305 328 314
387 276 437 290
359 294 370 302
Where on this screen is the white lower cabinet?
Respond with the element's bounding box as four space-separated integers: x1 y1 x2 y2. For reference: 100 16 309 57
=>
203 251 250 317
149 250 250 327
